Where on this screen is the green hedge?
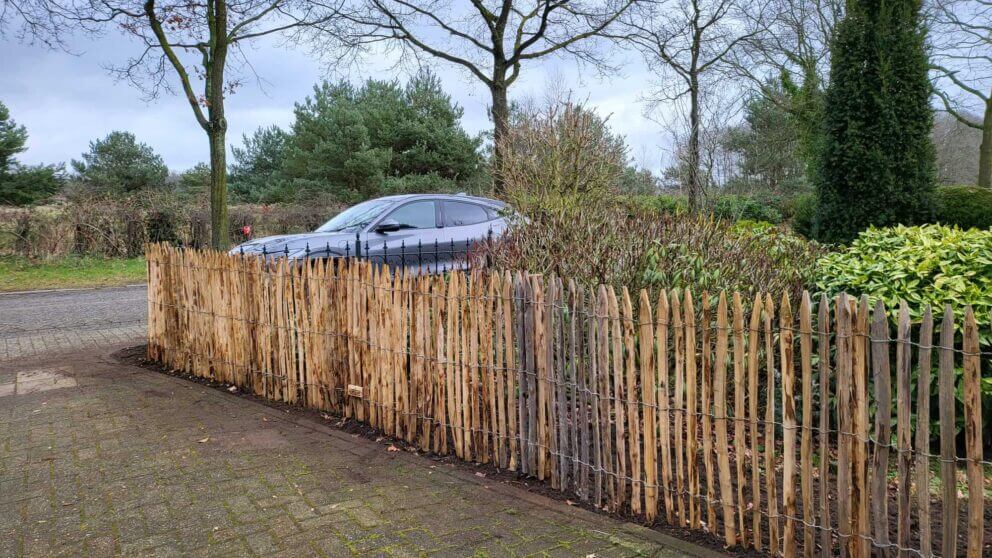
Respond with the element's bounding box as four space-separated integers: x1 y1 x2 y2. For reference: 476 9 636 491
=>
786 193 817 238
936 185 992 230
710 194 783 224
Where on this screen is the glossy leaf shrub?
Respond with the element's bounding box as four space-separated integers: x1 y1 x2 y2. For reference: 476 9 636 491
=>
816 224 992 334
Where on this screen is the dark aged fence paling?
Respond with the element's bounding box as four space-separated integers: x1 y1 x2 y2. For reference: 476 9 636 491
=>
146 244 989 558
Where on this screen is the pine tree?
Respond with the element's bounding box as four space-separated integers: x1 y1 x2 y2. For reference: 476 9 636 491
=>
814 0 936 243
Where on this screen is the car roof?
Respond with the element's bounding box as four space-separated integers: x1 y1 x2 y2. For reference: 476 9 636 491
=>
379 193 507 208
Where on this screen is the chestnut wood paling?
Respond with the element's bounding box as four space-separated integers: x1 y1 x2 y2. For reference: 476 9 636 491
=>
895 302 912 558
799 293 814 558
700 294 717 532
836 294 852 558
816 294 836 558
684 291 699 529
639 289 658 521
780 294 797 558
963 308 983 558
870 300 892 555
145 245 986 558
852 297 871 558
747 293 762 550
731 293 747 547
763 294 779 555
672 292 687 526
656 290 674 524
914 306 933 557
608 288 626 510
713 293 735 547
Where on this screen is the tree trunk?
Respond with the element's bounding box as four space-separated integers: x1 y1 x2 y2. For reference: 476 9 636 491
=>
979 98 991 189
686 78 703 210
490 75 510 197
208 0 230 250
208 126 229 249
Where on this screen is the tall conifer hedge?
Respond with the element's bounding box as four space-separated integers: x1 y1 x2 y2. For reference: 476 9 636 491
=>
814 0 936 243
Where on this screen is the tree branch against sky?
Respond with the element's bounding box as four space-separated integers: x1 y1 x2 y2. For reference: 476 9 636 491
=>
930 0 992 188
731 0 841 97
614 0 761 209
6 0 354 248
335 0 637 195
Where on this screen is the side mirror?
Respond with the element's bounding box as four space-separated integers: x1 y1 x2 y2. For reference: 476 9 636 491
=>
375 219 402 233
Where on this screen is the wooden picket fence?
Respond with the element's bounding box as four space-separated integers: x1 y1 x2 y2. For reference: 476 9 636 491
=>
146 244 989 557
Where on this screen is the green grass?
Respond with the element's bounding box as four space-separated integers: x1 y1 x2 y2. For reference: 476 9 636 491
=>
0 256 146 292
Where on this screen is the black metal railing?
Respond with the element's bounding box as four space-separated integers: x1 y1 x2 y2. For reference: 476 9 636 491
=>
244 227 495 274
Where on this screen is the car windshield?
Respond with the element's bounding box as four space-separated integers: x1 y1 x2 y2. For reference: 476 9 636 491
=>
314 199 394 233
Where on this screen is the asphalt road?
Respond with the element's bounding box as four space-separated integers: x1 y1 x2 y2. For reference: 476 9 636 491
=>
0 285 146 361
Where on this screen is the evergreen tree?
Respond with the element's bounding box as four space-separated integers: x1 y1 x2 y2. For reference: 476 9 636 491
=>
257 71 482 203
814 0 936 243
0 101 62 206
229 126 288 202
72 131 169 195
0 102 28 173
723 87 807 195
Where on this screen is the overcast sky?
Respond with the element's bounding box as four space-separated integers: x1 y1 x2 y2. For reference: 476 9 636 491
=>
1 30 670 173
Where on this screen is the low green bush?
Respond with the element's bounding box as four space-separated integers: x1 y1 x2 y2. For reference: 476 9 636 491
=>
816 224 992 337
786 193 817 238
817 223 992 452
625 194 686 215
709 194 783 224
936 185 992 230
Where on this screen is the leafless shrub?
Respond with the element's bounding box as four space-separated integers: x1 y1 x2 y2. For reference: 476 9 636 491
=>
495 97 629 213
0 193 345 259
481 197 823 298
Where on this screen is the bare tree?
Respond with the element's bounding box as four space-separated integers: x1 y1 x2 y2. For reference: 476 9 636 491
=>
342 0 636 195
657 90 742 197
732 0 841 100
616 0 760 209
932 110 984 185
930 0 992 188
8 0 351 248
729 0 841 180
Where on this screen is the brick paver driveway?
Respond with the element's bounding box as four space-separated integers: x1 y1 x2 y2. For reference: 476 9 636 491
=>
0 286 718 558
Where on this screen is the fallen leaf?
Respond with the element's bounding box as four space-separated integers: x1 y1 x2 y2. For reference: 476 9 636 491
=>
227 386 237 393
197 437 210 443
475 472 487 478
387 445 400 452
566 500 575 506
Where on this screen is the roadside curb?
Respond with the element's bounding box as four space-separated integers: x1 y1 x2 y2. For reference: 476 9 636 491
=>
0 283 147 296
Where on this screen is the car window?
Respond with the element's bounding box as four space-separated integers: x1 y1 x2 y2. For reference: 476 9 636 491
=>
442 201 490 227
385 201 437 229
314 199 393 233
